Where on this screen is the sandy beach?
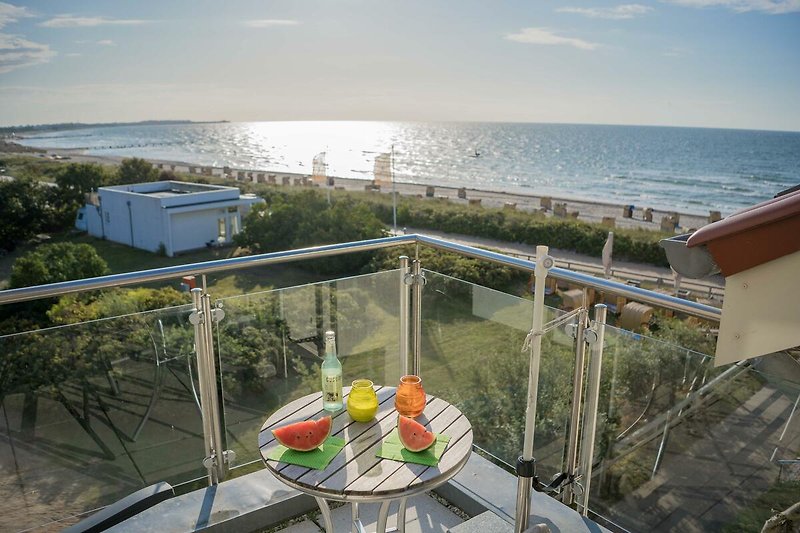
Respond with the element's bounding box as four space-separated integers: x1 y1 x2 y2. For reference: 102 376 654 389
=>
17 145 712 233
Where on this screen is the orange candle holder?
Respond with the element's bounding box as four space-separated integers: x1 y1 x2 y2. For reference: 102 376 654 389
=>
395 375 426 418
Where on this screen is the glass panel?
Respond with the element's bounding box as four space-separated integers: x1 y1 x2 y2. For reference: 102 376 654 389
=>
215 269 402 468
0 305 205 531
588 325 800 532
420 270 577 479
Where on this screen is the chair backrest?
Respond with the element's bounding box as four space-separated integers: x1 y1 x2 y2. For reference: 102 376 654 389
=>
63 482 175 533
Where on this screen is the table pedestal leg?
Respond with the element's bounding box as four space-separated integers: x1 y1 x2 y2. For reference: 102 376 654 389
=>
314 496 334 533
352 502 366 533
377 501 391 533
397 497 408 533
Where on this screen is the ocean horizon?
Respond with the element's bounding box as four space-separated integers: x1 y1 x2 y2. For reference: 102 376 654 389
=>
16 120 800 216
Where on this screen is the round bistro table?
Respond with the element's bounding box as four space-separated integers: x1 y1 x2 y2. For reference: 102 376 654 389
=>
258 385 473 533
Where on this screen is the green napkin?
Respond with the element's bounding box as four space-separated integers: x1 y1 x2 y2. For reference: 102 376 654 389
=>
376 429 450 466
267 436 345 469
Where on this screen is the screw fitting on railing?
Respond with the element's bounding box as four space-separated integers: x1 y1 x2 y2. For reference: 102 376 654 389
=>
403 271 426 286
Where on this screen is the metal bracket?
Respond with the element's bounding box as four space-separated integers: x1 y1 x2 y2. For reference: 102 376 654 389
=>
535 472 573 494
202 449 236 470
584 326 599 345
188 302 225 326
403 271 427 287
188 310 202 326
566 323 579 339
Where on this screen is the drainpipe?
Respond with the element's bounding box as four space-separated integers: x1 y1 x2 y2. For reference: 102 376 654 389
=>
98 194 105 239
126 200 134 247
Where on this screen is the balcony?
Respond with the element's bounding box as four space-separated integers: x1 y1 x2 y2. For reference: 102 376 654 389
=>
0 235 797 532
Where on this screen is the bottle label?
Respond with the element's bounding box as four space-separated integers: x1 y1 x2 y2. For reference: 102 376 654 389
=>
323 374 342 402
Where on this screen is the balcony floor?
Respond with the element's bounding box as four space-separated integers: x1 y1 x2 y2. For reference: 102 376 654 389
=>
270 493 465 533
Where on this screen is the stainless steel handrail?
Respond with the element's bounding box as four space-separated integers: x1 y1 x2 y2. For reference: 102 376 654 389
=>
0 234 416 305
0 233 722 322
416 234 721 322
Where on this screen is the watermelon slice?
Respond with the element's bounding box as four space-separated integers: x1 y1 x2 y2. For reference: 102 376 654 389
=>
272 415 332 451
397 415 436 452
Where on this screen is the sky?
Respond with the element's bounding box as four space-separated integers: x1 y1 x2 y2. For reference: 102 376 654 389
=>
0 0 798 131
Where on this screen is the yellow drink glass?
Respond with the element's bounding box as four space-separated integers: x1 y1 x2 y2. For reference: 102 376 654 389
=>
347 379 379 422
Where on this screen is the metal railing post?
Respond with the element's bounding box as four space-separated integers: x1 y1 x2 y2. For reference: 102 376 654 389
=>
563 306 590 505
410 259 423 376
578 304 608 516
515 245 554 533
399 256 411 377
190 288 217 484
189 287 231 484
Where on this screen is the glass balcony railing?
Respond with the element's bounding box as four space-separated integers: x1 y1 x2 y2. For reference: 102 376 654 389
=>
0 234 794 532
214 269 403 469
586 326 800 532
0 303 206 531
419 270 576 480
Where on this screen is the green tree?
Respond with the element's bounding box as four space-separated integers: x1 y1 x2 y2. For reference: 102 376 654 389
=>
117 157 159 184
236 190 386 274
0 178 49 251
55 163 109 206
9 242 110 289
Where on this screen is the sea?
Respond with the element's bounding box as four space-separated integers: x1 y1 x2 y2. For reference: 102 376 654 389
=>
15 121 800 215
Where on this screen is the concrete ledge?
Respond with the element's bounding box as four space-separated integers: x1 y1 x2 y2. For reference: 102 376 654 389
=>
434 453 610 533
109 452 609 533
447 511 513 533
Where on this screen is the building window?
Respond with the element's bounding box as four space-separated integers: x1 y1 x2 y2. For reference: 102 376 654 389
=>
218 218 226 241
230 215 240 236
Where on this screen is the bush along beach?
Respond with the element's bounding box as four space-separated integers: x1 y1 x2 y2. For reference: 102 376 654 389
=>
238 183 672 268
363 194 672 267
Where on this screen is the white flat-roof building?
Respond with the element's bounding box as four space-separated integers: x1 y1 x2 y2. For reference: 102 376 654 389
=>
77 181 263 256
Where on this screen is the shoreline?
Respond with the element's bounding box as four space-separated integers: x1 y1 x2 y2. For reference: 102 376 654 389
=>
11 145 712 232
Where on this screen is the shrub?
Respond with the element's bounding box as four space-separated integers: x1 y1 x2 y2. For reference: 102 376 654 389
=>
363 195 670 267
9 242 110 289
117 157 159 184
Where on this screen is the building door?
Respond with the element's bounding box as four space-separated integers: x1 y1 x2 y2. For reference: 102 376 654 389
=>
217 212 239 244
217 217 227 243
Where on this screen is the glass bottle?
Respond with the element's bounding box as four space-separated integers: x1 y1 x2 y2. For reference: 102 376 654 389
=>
395 374 426 418
320 330 343 411
347 379 379 422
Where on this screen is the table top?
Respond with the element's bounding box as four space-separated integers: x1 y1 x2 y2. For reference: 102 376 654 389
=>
258 385 473 502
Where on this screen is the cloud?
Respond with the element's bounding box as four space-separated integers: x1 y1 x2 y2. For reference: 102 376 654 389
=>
243 19 300 27
0 2 31 29
663 46 691 56
506 27 600 50
557 4 653 19
661 0 800 13
39 15 152 28
96 39 115 46
0 33 55 73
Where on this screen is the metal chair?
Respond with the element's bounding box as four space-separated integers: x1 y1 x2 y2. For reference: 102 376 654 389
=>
62 482 174 533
